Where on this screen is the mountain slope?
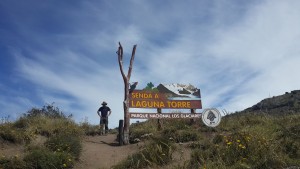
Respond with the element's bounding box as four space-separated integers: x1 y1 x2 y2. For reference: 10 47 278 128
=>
156 83 201 98
244 90 300 114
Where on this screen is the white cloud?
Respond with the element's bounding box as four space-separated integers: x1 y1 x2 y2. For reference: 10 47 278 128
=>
207 0 300 111
14 48 126 127
210 0 300 68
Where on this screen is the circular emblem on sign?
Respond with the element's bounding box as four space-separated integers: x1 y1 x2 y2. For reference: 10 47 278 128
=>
202 108 222 127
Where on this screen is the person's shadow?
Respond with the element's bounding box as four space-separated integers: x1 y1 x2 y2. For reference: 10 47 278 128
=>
100 141 120 146
86 140 120 146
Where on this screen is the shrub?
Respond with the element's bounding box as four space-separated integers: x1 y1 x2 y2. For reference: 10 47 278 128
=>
177 130 199 142
188 139 212 150
277 123 300 159
24 104 70 119
0 124 19 143
24 146 74 169
162 128 199 143
0 124 28 143
1 105 84 168
113 136 174 169
163 119 191 130
80 121 100 136
45 133 82 160
140 137 174 165
0 155 26 169
1 104 82 144
13 117 30 129
28 116 83 137
187 131 285 168
129 121 156 143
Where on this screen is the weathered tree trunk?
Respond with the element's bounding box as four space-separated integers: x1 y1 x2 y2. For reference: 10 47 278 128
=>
157 108 162 130
190 108 196 124
117 42 137 145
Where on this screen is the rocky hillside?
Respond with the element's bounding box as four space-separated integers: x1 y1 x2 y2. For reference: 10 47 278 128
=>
244 90 300 114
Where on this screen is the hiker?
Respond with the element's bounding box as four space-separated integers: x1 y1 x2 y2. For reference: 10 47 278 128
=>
97 101 112 135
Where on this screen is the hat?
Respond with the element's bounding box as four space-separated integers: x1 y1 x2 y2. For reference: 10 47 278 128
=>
101 101 107 105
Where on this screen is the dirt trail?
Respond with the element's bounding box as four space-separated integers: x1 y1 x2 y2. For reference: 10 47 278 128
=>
74 135 192 169
1 134 191 169
73 134 140 169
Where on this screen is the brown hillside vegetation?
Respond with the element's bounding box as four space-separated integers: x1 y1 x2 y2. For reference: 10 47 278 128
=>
1 91 300 169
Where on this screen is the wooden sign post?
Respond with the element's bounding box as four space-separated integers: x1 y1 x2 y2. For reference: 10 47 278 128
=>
116 42 203 145
129 84 202 129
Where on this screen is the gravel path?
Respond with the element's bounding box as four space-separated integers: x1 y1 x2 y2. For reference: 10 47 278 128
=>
73 134 140 169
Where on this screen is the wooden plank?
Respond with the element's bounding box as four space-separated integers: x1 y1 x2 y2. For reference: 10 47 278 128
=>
129 90 202 109
129 100 202 109
129 113 202 119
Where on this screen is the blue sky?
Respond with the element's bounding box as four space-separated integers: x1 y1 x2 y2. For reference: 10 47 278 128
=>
1 0 300 128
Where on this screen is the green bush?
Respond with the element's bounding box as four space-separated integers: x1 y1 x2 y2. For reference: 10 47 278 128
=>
277 123 300 159
163 119 191 130
175 130 199 143
140 137 174 165
13 117 30 129
45 134 82 160
26 116 84 138
0 155 26 169
162 127 177 138
113 137 174 169
24 146 74 169
189 148 221 169
162 128 199 143
1 105 84 169
0 124 29 143
0 124 19 143
187 131 285 168
24 104 69 119
80 121 100 136
188 139 212 150
129 121 156 143
1 105 83 144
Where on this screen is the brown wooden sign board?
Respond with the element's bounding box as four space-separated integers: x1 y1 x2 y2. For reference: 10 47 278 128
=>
130 100 201 109
130 113 202 119
129 90 202 109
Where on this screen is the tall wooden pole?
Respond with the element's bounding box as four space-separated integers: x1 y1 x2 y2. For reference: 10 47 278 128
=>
157 108 162 130
117 42 137 145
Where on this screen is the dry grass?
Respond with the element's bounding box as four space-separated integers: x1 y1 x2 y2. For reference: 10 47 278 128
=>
113 112 300 169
